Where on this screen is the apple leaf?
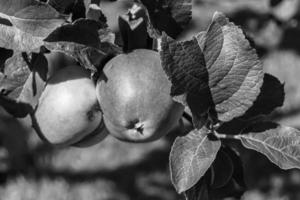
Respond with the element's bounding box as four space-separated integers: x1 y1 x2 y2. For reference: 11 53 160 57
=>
47 0 76 14
222 146 246 188
217 73 284 135
0 0 38 16
0 24 44 52
210 148 234 189
0 53 47 117
0 95 32 118
161 12 264 124
44 19 110 71
118 4 150 52
44 19 102 48
136 0 192 38
17 53 47 109
0 1 67 52
86 3 107 26
0 53 31 97
209 178 245 199
241 73 284 120
170 127 221 193
0 48 13 70
0 1 67 37
270 0 283 7
240 122 300 170
184 179 209 200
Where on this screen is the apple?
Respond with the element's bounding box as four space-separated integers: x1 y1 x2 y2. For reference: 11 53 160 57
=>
96 49 184 142
33 65 107 146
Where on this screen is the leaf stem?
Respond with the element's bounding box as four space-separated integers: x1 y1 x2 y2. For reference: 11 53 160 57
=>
213 131 241 140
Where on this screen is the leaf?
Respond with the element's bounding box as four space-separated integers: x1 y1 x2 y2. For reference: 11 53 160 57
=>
44 19 102 48
160 33 211 128
222 145 246 188
47 0 76 14
0 95 32 118
242 73 284 119
170 127 221 193
137 0 192 38
0 53 46 117
0 48 13 69
270 0 283 7
0 1 67 37
86 3 107 26
0 24 44 52
118 3 150 51
0 0 38 16
17 53 47 109
184 179 209 200
0 53 31 97
161 12 264 124
217 73 284 135
210 148 234 189
240 122 300 170
44 19 119 71
202 12 264 122
209 178 245 199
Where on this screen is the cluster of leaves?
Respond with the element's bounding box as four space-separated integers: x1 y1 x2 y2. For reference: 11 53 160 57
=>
0 0 299 200
160 9 299 200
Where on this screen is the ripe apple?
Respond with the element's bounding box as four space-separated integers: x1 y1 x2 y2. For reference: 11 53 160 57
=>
96 49 184 142
34 65 107 146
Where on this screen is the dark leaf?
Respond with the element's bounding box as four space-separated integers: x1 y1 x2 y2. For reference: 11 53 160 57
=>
44 19 102 49
0 48 13 70
240 122 300 170
118 4 149 51
209 178 245 199
270 0 283 7
137 0 192 38
160 33 211 128
161 12 264 126
218 73 284 135
47 0 76 14
0 95 32 118
170 127 221 193
86 3 107 26
242 73 284 119
17 53 47 109
44 42 105 72
222 145 246 187
184 179 209 200
44 19 109 71
210 148 234 189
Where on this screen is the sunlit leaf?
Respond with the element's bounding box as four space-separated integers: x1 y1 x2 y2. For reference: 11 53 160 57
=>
0 1 66 37
0 24 44 52
161 12 263 125
240 122 300 170
170 127 221 193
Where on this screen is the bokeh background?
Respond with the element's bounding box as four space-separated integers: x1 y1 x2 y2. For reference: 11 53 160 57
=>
1 0 300 199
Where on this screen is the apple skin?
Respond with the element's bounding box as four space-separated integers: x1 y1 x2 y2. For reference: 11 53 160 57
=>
96 49 184 142
34 65 107 146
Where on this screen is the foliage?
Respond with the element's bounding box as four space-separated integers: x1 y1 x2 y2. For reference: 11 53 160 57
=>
0 0 298 200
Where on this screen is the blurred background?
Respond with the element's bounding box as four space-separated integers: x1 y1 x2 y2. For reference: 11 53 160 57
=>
1 0 300 199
